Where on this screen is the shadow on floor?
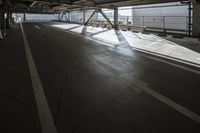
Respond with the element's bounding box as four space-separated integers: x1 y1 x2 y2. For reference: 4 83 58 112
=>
114 30 129 46
90 29 110 36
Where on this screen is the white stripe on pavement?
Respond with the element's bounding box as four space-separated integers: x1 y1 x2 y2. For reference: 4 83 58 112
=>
35 25 41 30
20 22 58 133
129 77 200 124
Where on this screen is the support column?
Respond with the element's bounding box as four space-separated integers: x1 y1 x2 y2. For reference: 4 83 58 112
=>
23 12 26 21
0 0 5 39
83 10 86 24
114 7 118 29
192 2 200 37
188 2 192 37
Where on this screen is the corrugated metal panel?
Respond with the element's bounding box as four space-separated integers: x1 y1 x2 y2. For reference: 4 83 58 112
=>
132 5 188 17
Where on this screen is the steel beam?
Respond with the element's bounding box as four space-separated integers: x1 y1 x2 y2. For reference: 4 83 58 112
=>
99 9 114 28
60 12 64 20
83 9 86 24
84 9 96 25
64 12 70 23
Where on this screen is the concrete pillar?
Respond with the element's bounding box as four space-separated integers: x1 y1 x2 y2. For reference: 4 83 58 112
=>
114 8 118 29
23 13 26 21
6 10 13 29
0 0 5 39
83 10 86 24
192 3 200 37
6 11 9 28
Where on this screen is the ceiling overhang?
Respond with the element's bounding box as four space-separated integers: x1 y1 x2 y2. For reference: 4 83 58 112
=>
4 0 199 13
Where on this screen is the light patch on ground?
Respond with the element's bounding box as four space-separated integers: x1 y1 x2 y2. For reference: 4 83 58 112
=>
120 31 200 66
52 24 79 30
52 23 200 66
93 30 119 44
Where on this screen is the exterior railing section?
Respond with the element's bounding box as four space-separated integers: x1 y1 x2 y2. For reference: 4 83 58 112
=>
118 16 190 35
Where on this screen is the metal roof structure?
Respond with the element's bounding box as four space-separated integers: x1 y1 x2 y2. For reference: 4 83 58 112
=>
6 0 188 12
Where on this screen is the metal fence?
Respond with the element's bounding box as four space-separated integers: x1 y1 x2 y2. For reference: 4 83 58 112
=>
118 16 189 30
86 15 190 34
12 13 59 22
118 16 190 35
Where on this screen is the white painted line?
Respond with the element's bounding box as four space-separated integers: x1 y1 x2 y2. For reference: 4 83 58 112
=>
141 52 200 74
130 83 142 93
35 25 41 30
130 77 200 124
131 47 200 74
20 22 58 133
125 37 200 70
151 34 178 45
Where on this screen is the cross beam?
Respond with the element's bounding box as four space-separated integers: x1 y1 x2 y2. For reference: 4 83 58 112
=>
98 9 114 28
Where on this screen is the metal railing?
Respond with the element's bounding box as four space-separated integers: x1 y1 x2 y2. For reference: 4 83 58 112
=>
118 16 190 35
86 15 190 35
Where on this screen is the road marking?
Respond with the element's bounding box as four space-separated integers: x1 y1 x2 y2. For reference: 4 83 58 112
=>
142 53 200 74
128 77 200 124
20 22 58 133
35 25 41 30
130 47 200 74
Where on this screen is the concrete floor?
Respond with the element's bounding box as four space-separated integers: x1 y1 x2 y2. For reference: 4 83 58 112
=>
164 35 200 53
0 22 200 133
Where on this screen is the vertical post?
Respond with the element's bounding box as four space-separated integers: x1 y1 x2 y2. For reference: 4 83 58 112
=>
0 0 5 39
114 7 118 29
7 11 10 28
188 2 192 37
143 16 144 27
132 7 134 25
83 9 86 24
10 11 12 26
0 5 2 39
23 12 26 21
127 16 129 25
163 16 166 33
68 12 70 22
58 13 61 21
